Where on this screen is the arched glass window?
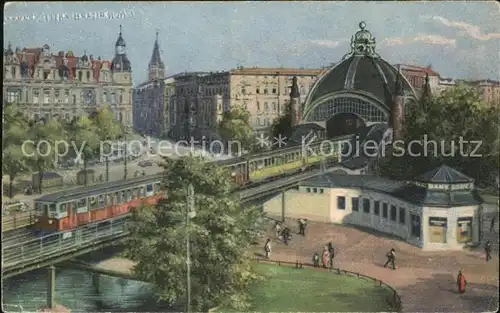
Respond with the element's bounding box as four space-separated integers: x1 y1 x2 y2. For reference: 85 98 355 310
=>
305 97 388 123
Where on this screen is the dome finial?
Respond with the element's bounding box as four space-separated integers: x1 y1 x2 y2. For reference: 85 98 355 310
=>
359 21 366 30
119 24 122 35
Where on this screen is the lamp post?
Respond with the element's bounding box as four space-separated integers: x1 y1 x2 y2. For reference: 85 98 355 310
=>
186 183 196 313
122 125 131 180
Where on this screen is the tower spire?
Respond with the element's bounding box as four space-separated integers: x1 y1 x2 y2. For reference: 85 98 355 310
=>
420 72 432 108
119 24 122 35
148 30 165 81
391 69 405 141
290 76 301 128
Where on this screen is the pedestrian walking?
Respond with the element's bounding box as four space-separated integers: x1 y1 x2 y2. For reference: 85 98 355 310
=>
282 227 291 245
383 248 396 270
328 242 335 268
457 270 467 294
298 218 308 236
274 221 282 239
490 217 496 233
322 246 330 268
264 239 271 259
485 240 492 262
312 252 320 268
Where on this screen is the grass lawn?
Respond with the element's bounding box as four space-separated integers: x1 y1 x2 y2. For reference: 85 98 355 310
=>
219 263 395 312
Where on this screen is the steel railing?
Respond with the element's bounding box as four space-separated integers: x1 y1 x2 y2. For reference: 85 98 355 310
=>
2 216 129 270
2 209 37 232
1 166 340 274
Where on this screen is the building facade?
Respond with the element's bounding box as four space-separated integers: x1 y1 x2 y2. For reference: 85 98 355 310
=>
395 64 440 97
3 27 133 125
263 165 482 251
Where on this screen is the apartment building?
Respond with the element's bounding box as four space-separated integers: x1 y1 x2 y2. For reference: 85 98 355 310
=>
464 79 500 105
3 27 133 125
395 64 440 97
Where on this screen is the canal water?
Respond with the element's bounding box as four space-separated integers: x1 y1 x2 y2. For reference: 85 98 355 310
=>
2 247 173 312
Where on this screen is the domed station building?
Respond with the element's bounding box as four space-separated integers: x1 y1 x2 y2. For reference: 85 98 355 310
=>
292 22 418 140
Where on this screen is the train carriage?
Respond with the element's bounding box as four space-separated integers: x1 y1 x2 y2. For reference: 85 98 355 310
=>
31 133 354 234
34 174 164 233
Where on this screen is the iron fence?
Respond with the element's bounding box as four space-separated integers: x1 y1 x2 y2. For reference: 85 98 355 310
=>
2 209 36 232
255 258 403 312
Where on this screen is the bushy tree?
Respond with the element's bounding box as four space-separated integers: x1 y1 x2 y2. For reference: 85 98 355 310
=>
91 106 123 182
379 86 499 186
2 103 29 197
67 116 100 186
270 101 293 140
218 106 255 154
25 118 66 194
124 156 263 311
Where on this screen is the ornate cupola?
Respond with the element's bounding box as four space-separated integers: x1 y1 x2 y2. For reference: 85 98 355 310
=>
343 21 380 59
148 30 165 81
111 25 132 73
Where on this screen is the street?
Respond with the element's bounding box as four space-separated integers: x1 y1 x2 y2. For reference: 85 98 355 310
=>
3 140 232 210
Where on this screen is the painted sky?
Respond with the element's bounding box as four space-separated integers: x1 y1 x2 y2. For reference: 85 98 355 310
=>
4 1 500 85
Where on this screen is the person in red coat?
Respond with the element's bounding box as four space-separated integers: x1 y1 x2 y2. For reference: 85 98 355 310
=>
457 270 467 294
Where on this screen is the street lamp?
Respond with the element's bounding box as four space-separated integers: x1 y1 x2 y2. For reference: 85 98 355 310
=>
186 183 196 313
122 125 132 180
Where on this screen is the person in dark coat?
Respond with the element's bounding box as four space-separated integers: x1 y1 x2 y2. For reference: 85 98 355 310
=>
490 217 496 233
312 252 320 267
485 240 492 262
383 248 396 270
327 242 335 268
281 227 291 245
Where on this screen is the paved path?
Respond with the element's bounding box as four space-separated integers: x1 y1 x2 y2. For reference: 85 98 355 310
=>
256 219 499 312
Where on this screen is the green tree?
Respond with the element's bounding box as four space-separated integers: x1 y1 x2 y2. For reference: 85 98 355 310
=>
218 106 255 154
2 103 29 197
91 106 123 182
124 156 263 311
25 118 66 194
379 86 499 186
68 115 100 186
270 101 293 140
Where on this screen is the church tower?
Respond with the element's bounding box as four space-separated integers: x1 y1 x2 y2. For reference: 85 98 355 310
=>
111 25 132 85
290 76 301 128
391 70 405 141
148 31 165 81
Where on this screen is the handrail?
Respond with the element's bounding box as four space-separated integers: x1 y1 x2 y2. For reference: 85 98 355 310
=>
254 258 403 312
1 216 129 270
2 209 36 232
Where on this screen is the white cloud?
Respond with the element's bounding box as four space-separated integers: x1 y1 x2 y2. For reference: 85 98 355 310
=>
309 39 342 48
422 15 500 41
380 35 456 47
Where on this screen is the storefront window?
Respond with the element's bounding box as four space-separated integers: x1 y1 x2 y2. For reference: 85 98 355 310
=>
457 217 473 243
352 197 359 211
429 217 447 243
410 214 421 238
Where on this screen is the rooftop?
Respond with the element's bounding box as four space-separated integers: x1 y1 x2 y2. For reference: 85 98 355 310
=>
301 171 482 207
414 165 473 184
